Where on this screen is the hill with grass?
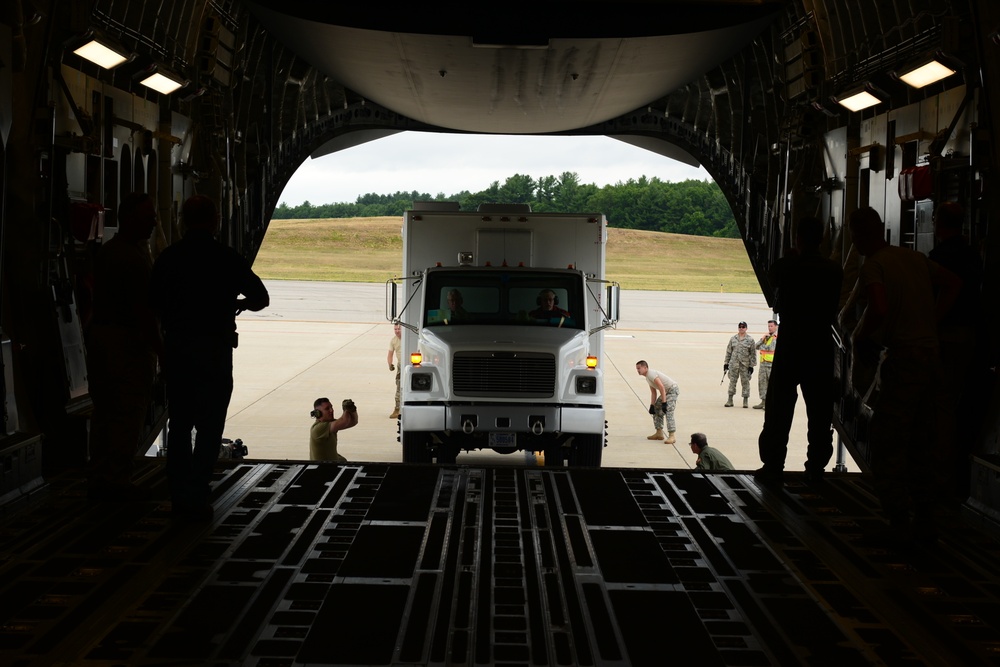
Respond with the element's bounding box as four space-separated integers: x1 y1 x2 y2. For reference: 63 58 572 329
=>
254 217 760 293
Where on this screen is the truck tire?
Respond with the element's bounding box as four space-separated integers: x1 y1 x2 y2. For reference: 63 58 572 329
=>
402 431 433 464
543 444 565 467
568 434 603 467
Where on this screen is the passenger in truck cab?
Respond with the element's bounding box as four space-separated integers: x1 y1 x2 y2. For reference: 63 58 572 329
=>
529 289 571 320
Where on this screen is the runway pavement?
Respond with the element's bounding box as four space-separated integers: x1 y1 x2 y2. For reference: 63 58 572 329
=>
222 281 858 472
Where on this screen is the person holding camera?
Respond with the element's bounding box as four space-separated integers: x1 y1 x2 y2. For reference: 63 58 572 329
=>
309 397 359 462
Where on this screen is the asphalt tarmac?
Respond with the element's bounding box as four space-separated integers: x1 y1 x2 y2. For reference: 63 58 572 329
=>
222 281 857 472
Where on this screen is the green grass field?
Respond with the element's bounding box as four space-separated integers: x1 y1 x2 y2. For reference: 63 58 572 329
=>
254 217 762 293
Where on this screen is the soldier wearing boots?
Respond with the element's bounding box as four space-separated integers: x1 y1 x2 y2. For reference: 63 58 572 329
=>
387 323 402 419
723 322 756 407
635 360 680 444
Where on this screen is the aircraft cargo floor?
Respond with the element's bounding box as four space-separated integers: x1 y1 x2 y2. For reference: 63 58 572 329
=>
3 461 1000 666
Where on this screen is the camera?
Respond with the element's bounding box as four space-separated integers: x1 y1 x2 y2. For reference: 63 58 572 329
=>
219 438 247 460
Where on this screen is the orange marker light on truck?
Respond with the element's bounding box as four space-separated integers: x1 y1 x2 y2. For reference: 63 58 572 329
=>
586 355 598 369
410 351 423 366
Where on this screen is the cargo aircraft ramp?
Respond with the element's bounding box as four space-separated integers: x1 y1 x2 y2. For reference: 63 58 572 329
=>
3 461 1000 666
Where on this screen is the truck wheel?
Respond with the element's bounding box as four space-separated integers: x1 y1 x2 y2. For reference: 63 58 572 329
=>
402 431 433 464
568 434 603 467
543 444 565 467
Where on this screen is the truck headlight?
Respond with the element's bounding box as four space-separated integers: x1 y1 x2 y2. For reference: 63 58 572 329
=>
411 373 433 391
576 376 597 394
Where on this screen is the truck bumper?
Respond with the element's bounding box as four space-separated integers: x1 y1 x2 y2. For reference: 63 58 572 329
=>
401 404 605 435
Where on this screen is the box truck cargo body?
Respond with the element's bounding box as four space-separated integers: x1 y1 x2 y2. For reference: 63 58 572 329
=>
387 203 619 466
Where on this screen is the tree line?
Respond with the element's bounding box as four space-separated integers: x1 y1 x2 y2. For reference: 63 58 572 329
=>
272 172 738 238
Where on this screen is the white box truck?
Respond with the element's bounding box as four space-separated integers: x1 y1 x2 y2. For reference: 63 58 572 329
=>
386 202 620 466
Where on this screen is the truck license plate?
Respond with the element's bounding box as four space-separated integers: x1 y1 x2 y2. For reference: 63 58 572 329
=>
489 432 516 448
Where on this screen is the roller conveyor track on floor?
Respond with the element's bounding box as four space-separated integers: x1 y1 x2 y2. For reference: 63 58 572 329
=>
2 461 1000 666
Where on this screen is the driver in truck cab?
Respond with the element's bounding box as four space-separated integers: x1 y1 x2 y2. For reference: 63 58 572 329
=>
445 289 471 322
529 289 571 320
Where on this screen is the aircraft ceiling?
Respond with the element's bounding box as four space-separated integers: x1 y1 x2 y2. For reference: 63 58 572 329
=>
245 1 783 135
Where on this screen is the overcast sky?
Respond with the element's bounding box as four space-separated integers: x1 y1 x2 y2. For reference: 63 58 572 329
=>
277 131 710 206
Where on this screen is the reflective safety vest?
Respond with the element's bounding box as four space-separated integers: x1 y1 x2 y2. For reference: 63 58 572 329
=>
759 335 776 363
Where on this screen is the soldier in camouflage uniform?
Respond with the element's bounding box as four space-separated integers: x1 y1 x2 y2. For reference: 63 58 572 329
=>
723 321 756 408
636 360 680 443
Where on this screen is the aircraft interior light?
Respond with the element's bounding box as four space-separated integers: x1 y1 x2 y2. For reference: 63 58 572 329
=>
73 38 129 69
139 70 186 95
894 54 958 89
834 83 884 112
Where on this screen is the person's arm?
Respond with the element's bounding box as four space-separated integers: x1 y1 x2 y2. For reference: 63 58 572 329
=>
387 346 395 369
855 280 887 344
330 407 359 433
236 257 270 313
653 377 667 402
149 258 165 318
849 274 887 370
147 258 168 369
929 260 961 323
838 277 863 334
237 279 269 312
139 305 165 369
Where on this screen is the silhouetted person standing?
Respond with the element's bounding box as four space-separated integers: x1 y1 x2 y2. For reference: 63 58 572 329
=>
150 195 269 520
87 193 162 500
755 217 842 485
849 207 959 542
929 201 983 502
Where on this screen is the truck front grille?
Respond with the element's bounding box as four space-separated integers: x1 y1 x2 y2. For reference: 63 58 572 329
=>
453 352 555 397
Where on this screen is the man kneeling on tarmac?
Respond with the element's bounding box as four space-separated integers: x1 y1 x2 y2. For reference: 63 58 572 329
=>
309 397 359 462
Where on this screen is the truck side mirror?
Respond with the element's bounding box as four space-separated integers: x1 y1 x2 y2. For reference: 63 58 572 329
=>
606 283 620 324
385 279 398 320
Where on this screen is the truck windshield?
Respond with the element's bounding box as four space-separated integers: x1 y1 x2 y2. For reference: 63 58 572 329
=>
424 271 583 329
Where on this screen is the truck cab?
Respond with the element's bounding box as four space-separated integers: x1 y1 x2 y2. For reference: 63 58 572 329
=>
387 203 619 466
